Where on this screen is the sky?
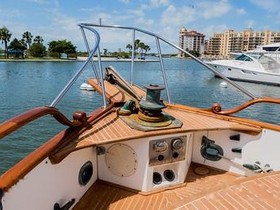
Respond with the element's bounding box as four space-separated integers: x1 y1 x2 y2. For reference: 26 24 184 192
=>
1 0 280 52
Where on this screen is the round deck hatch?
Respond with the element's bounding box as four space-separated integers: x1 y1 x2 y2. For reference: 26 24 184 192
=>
105 143 137 177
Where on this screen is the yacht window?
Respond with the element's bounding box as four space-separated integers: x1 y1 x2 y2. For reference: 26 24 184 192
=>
235 54 253 62
263 46 280 51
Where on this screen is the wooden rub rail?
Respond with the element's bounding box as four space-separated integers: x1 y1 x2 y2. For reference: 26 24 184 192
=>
0 106 87 139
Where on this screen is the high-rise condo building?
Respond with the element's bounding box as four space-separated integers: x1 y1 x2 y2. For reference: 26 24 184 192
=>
179 27 205 57
207 29 280 58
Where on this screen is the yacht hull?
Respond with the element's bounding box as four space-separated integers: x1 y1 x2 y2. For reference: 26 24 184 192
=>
208 63 280 86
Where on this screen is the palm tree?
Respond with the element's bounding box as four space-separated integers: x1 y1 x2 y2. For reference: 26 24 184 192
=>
33 36 44 44
138 42 145 58
143 44 151 58
0 27 12 59
134 39 140 57
126 44 132 52
103 48 108 56
22 31 33 49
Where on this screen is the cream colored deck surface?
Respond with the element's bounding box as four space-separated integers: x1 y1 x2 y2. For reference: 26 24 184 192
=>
73 163 280 210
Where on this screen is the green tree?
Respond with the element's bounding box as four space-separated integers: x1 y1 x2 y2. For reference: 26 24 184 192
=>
143 44 150 54
8 38 26 58
103 48 108 56
0 27 12 58
22 31 33 49
134 39 140 55
126 44 132 53
128 40 150 59
48 40 76 58
138 42 145 58
34 35 43 44
29 43 46 57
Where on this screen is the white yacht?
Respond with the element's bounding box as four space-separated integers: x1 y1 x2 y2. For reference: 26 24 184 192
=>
248 43 280 62
206 53 280 85
253 42 280 52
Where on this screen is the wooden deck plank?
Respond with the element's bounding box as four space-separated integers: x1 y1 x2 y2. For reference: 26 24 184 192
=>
73 162 280 210
87 79 145 104
50 106 262 163
69 72 273 210
173 171 280 210
72 163 241 210
79 107 261 146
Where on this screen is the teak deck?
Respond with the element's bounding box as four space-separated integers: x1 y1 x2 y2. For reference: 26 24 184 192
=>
70 78 277 209
50 78 262 163
73 163 280 209
50 106 262 163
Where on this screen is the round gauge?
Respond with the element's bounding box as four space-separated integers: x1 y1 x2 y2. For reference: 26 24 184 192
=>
172 138 184 150
153 141 168 153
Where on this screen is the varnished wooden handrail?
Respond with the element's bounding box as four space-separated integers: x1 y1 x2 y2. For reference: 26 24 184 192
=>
211 97 280 115
0 106 87 139
0 104 114 192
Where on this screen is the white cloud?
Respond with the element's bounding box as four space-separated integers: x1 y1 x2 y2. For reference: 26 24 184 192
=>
149 0 170 8
135 17 155 27
127 8 145 17
244 20 255 29
2 0 279 53
236 8 246 15
161 5 196 27
198 0 231 19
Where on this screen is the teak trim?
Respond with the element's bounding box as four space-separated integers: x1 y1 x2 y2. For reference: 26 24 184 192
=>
211 97 280 115
0 106 87 139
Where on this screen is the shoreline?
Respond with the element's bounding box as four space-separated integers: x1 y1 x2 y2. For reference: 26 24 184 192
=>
0 58 74 62
0 56 160 62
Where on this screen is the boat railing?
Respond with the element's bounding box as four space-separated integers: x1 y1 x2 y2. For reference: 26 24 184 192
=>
50 23 257 109
49 24 106 107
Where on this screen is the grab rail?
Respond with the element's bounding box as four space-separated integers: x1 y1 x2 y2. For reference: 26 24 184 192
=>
49 25 107 108
49 23 256 110
78 23 256 102
0 107 87 139
211 97 280 115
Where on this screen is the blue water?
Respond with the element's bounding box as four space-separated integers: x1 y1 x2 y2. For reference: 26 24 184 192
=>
1 58 280 174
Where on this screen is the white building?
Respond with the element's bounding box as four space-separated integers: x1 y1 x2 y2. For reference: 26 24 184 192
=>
179 27 205 57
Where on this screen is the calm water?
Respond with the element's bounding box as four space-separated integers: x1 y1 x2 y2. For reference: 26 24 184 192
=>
1 58 280 174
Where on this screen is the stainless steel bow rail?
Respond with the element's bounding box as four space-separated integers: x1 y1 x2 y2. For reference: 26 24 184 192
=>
49 23 256 108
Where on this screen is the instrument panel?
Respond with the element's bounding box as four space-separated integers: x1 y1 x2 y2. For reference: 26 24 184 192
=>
149 137 186 166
